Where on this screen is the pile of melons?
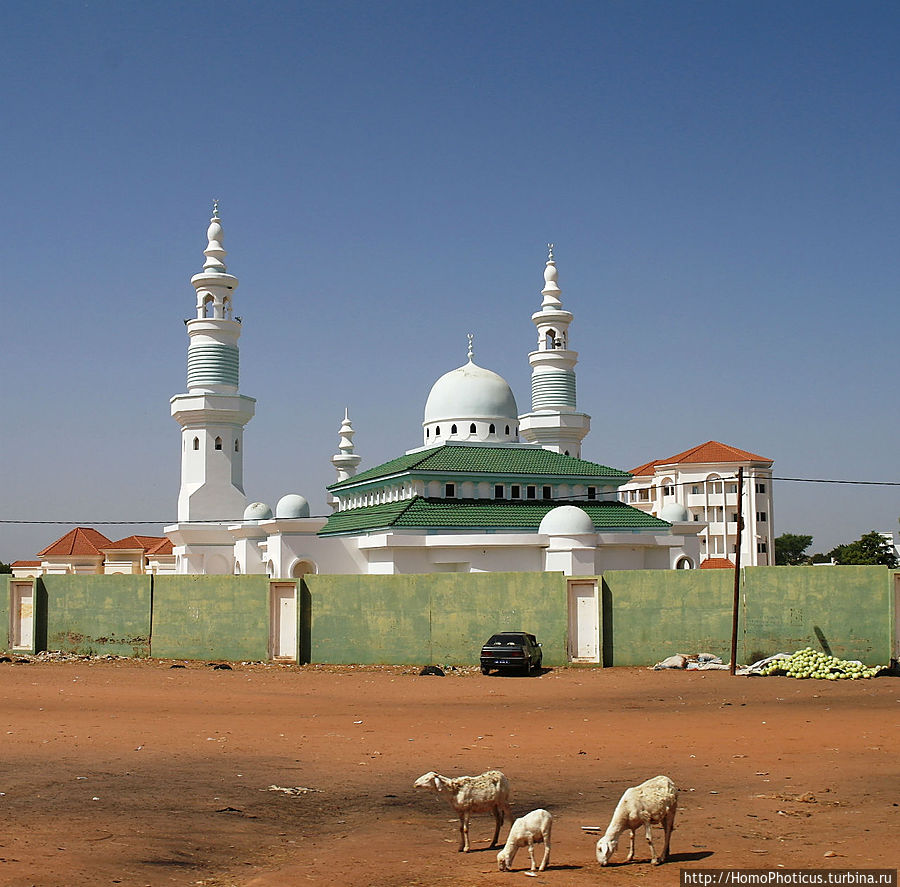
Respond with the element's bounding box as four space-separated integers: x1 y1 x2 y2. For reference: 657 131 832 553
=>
761 648 883 680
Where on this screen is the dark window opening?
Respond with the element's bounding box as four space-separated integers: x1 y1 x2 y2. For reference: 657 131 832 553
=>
587 486 597 500
511 484 521 498
527 485 536 499
494 484 505 499
451 424 457 434
192 437 199 451
543 486 552 499
489 423 495 434
445 483 455 498
469 423 477 434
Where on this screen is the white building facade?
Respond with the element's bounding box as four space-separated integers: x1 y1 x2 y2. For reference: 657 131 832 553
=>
617 442 775 567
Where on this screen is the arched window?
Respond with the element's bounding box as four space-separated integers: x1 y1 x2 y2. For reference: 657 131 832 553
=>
215 436 223 451
469 423 477 434
426 428 430 438
202 295 214 318
545 329 557 349
193 437 199 451
451 424 457 434
435 426 440 436
234 439 240 452
223 296 232 319
489 423 495 434
505 425 510 435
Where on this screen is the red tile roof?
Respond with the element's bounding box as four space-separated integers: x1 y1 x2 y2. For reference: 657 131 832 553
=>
629 459 663 477
11 560 40 567
700 557 736 569
37 527 113 557
103 535 170 552
146 538 173 556
661 441 772 466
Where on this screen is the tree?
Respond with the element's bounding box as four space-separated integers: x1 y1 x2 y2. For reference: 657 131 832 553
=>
828 531 899 568
0 561 11 574
774 533 813 565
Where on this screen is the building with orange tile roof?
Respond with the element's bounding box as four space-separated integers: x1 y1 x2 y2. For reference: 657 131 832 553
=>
617 441 774 567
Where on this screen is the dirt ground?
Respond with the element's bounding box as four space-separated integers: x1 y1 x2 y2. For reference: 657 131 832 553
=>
0 658 896 887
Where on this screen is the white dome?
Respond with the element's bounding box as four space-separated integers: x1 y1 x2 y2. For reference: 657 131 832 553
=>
243 501 273 521
659 502 689 523
276 494 310 518
539 505 596 536
423 359 519 445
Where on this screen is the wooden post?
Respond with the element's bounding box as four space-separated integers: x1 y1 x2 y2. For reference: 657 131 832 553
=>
730 466 744 676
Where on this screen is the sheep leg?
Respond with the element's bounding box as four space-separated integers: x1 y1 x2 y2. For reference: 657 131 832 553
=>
459 812 470 852
538 836 550 872
659 807 676 863
526 839 536 872
624 828 636 863
644 820 660 865
490 804 504 848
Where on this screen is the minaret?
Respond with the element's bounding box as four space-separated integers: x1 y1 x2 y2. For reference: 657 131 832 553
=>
518 245 591 457
170 203 256 523
330 408 362 509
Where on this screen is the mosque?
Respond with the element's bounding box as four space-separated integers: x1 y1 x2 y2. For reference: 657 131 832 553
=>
15 207 775 579
162 205 716 579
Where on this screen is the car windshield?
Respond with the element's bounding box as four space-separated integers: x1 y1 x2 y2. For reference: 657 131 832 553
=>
486 634 527 646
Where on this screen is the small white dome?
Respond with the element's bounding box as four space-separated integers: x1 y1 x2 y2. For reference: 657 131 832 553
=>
276 494 310 519
659 502 690 523
539 505 596 536
243 501 273 521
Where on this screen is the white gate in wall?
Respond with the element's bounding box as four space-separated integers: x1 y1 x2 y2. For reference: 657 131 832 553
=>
269 581 298 661
9 580 35 651
567 578 600 663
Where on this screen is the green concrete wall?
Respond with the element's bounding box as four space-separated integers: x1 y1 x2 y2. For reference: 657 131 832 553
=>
601 570 733 666
150 575 270 662
742 566 892 664
304 572 568 666
41 575 152 657
601 566 893 666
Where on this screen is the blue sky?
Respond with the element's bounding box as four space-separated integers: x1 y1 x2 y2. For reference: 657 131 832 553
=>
1 0 898 561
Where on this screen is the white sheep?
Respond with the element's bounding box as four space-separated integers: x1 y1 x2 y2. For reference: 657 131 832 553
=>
595 775 677 866
497 808 552 873
414 769 511 852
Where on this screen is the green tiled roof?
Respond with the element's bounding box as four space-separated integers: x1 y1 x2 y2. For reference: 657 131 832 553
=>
327 444 631 490
319 496 670 536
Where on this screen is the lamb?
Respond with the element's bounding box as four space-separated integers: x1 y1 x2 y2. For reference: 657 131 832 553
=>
595 775 677 866
414 769 512 852
497 808 552 873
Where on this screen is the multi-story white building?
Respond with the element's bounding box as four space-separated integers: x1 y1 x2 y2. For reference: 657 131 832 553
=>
617 442 775 566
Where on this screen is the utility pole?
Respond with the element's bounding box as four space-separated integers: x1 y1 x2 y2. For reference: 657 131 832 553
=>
730 466 744 676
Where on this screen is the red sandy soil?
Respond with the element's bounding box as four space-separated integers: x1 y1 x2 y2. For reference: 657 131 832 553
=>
0 658 897 887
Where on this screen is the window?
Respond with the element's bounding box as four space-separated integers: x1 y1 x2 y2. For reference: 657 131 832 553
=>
489 423 495 434
693 513 700 521
731 513 739 523
214 436 222 451
663 485 675 496
756 511 767 522
526 485 536 499
505 425 510 435
435 426 440 436
587 486 597 500
445 483 455 498
691 485 700 495
192 437 199 451
469 423 476 434
451 424 457 434
426 428 430 438
494 484 505 500
726 483 737 494
234 439 240 452
711 482 723 494
511 484 521 499
756 483 767 494
757 542 768 553
542 486 552 499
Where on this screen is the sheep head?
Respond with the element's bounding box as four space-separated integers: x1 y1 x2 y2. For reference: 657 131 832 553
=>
496 848 512 871
413 771 442 791
596 835 617 865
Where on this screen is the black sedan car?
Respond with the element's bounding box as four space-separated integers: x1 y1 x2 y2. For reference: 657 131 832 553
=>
480 631 543 676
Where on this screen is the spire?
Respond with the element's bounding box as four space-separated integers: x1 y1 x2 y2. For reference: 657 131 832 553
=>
332 407 362 487
202 199 227 275
467 332 474 362
541 242 563 310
